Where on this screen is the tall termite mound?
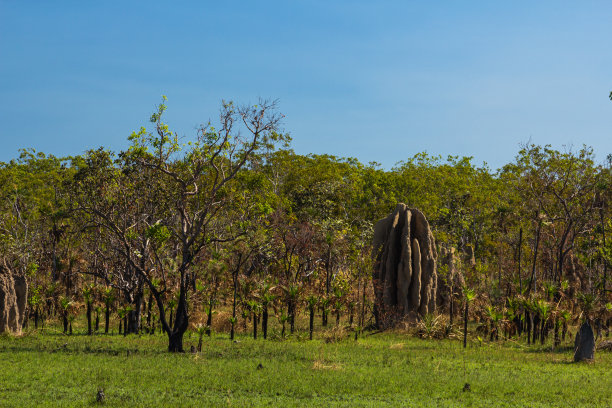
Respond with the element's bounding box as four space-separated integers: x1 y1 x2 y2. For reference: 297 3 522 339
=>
372 203 437 328
0 261 28 335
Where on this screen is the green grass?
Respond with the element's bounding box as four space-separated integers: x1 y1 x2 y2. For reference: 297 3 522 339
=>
0 326 611 407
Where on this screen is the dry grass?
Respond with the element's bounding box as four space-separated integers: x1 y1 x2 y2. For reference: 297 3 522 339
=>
321 325 349 343
311 360 342 370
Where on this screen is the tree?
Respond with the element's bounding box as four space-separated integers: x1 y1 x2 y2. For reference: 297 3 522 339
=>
81 97 286 351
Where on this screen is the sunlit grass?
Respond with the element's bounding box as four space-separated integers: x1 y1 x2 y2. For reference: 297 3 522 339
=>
0 324 610 407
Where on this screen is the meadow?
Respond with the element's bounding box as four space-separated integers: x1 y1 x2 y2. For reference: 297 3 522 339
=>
1 322 610 407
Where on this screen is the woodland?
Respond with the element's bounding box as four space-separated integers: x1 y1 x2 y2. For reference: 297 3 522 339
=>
0 98 611 404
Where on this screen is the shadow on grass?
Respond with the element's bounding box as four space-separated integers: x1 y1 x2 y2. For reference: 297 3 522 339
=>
0 343 169 355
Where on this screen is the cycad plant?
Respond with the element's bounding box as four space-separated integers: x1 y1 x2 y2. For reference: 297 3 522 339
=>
536 300 550 345
27 285 42 329
306 295 318 340
320 296 331 327
247 300 261 339
193 323 207 352
577 292 597 324
559 309 571 341
286 285 300 334
229 316 237 340
59 296 73 334
259 282 276 340
485 306 502 341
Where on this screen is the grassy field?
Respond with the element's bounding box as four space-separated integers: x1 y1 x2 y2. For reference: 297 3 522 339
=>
0 324 611 407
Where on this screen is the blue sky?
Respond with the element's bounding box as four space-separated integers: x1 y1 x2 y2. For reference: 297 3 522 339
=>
1 1 611 169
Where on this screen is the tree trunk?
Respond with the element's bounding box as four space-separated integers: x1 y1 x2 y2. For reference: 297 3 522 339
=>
449 289 454 327
309 306 314 340
463 302 469 348
253 314 258 339
206 304 213 337
262 305 268 340
518 227 523 293
289 301 295 334
63 314 68 334
601 207 608 296
533 314 539 343
527 312 532 345
168 330 185 352
231 268 238 341
86 302 92 335
529 215 542 294
167 281 189 352
105 306 110 334
127 292 143 334
146 292 153 333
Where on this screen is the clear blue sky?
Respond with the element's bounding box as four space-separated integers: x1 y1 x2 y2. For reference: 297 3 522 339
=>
1 1 611 169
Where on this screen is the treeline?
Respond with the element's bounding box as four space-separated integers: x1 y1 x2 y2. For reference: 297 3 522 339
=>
1 99 611 351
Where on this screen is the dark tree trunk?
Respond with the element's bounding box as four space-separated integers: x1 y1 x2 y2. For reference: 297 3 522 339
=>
253 314 258 339
63 314 68 334
309 306 314 340
146 292 153 333
105 306 110 334
86 302 92 335
166 281 189 353
562 321 567 341
527 312 532 345
168 331 185 352
206 304 213 337
262 305 268 340
449 292 454 327
463 302 469 348
288 301 295 334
